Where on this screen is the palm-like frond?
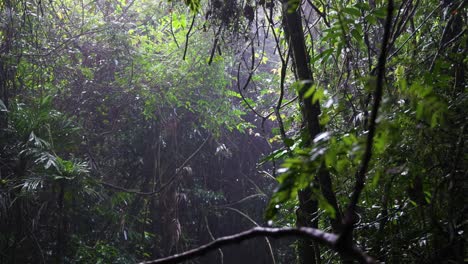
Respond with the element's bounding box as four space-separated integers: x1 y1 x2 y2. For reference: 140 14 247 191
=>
20 176 44 194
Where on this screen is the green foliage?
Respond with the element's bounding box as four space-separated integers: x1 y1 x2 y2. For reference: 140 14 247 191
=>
260 0 466 262
73 239 134 264
1 0 465 262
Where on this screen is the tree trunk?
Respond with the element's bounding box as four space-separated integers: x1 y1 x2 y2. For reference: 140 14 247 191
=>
56 181 67 264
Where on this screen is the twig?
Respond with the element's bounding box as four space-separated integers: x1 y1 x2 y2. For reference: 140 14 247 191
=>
264 96 298 120
204 217 223 264
217 207 276 264
428 1 465 71
389 0 419 50
305 0 330 27
169 13 180 49
214 193 265 208
388 2 442 60
275 48 291 149
208 25 222 65
236 61 264 119
182 13 196 60
341 0 394 240
138 227 375 264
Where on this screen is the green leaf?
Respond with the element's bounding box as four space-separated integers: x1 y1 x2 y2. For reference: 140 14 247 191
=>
374 130 388 154
317 194 336 218
343 7 361 17
287 0 301 13
370 170 382 188
354 2 370 11
284 138 294 147
40 95 53 107
430 109 444 128
304 84 317 98
365 14 378 25
374 7 387 18
312 88 325 103
226 90 242 98
184 0 200 11
259 149 289 164
351 29 363 42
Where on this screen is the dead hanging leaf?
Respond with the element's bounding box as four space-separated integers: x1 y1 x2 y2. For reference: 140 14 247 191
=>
183 166 193 175
215 144 232 158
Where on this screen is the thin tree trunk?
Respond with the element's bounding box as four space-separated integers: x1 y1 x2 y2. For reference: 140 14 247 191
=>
56 181 66 264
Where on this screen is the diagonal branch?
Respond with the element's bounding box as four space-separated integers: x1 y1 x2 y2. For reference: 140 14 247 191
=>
342 0 394 235
182 13 196 60
137 227 375 264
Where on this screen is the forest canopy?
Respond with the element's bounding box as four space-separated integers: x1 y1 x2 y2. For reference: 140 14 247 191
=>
0 0 466 263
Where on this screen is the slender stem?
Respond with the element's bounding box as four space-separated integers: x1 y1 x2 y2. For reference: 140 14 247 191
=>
342 0 394 238
182 13 196 60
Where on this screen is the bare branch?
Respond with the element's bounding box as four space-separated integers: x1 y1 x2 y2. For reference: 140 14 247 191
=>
204 217 223 264
236 61 264 119
169 13 180 49
388 2 442 60
137 227 376 264
305 0 330 27
182 13 196 60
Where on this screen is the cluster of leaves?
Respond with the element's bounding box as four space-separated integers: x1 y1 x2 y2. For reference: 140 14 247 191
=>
0 95 102 262
1 0 275 263
253 0 466 262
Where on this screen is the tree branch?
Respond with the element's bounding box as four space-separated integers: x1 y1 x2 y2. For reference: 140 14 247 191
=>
182 13 196 60
137 227 375 264
388 2 442 60
169 13 180 49
341 0 394 237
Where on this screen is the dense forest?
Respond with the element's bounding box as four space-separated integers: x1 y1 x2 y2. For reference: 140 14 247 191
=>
0 0 466 263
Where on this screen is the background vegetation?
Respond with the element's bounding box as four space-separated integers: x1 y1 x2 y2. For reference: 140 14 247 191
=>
0 0 465 263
